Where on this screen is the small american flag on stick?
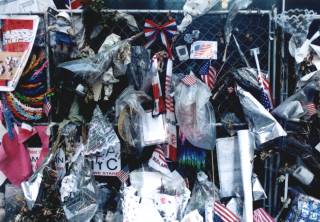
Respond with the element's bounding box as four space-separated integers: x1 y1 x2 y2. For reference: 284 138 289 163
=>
43 96 51 117
253 208 275 222
199 61 217 90
214 202 240 222
116 166 129 184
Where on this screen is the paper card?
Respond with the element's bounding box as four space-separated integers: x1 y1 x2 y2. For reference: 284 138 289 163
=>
141 112 167 146
216 137 243 198
90 146 121 176
190 41 217 60
28 147 42 172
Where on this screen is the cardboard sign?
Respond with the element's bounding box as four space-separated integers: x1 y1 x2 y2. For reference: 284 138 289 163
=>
190 41 217 60
90 146 121 176
28 147 41 172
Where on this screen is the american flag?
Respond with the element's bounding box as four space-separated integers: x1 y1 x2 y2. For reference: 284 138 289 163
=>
43 96 51 117
181 74 197 86
191 41 217 59
303 102 317 117
65 0 82 9
116 166 129 183
258 75 273 111
199 61 217 90
253 208 275 222
214 202 240 222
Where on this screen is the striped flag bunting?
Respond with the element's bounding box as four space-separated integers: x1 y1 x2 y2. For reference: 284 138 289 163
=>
116 166 129 183
253 208 275 222
181 74 197 86
199 61 217 90
303 102 317 117
43 96 51 117
214 202 240 222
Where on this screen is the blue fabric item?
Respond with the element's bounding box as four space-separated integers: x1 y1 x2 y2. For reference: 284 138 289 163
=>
56 32 73 45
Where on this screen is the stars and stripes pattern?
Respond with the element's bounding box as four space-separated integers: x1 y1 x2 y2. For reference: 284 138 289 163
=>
144 19 177 58
258 75 273 111
165 59 177 161
199 61 217 90
192 42 214 58
253 208 275 222
43 96 51 117
116 166 129 183
65 0 82 9
181 74 197 86
303 102 317 117
214 202 240 222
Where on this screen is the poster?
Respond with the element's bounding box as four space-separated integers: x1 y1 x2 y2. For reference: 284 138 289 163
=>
28 147 41 172
90 146 121 176
0 15 39 91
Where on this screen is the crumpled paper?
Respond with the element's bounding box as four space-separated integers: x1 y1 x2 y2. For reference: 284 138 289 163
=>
237 86 287 147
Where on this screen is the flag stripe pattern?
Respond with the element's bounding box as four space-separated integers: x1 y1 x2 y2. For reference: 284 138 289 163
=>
199 61 217 90
65 0 82 9
43 96 51 117
193 43 214 58
181 74 197 86
303 102 317 117
258 75 273 110
253 208 275 222
214 202 240 222
116 166 129 183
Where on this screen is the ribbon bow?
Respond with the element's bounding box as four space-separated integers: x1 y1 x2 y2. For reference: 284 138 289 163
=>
144 19 177 58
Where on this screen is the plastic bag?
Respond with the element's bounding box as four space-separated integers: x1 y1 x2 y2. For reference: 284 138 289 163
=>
126 46 152 91
58 39 131 85
184 171 219 222
237 86 287 147
175 75 216 149
85 106 120 155
60 149 98 222
224 0 252 47
275 9 316 57
178 0 219 32
116 87 153 149
272 81 320 120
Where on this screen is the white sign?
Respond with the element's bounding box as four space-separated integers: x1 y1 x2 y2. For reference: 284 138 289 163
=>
90 145 121 176
28 147 41 172
190 41 217 60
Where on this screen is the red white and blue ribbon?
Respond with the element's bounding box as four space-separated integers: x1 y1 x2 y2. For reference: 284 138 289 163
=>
144 19 177 58
151 55 165 116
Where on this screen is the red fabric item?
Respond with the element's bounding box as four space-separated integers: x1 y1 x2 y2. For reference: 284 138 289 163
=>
0 126 49 186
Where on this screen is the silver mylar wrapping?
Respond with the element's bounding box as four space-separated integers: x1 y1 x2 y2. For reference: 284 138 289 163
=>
85 106 120 156
252 173 267 201
60 152 98 222
21 148 57 210
58 40 131 85
237 86 287 147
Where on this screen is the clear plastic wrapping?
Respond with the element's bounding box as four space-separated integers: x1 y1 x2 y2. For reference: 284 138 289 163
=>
272 81 320 120
60 150 98 222
175 77 216 149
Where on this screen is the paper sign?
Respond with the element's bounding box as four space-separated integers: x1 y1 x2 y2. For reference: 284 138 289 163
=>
141 112 167 146
190 41 217 60
216 137 243 198
28 147 41 172
90 146 121 176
